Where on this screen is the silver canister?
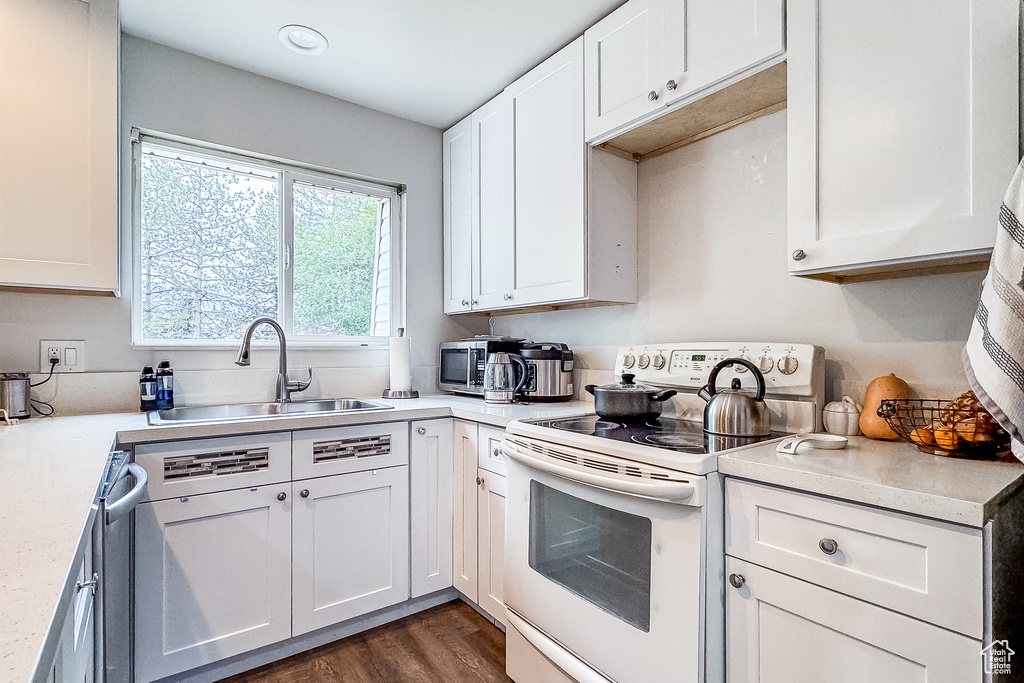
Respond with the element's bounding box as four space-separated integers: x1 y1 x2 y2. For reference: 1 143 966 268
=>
0 373 31 419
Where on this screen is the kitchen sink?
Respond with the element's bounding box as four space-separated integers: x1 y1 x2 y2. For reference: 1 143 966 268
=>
147 398 394 426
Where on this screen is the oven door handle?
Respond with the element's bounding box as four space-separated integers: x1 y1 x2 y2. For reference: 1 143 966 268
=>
501 439 695 503
506 610 614 683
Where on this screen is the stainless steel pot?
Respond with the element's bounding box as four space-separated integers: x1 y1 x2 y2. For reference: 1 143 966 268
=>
585 373 677 421
698 358 771 436
0 372 31 419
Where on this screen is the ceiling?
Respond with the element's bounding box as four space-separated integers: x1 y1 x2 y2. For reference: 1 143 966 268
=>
119 0 626 130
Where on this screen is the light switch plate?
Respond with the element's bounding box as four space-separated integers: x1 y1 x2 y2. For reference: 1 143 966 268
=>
39 340 85 373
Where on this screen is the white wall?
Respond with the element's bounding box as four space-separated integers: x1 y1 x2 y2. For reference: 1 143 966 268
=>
0 35 481 413
493 110 987 404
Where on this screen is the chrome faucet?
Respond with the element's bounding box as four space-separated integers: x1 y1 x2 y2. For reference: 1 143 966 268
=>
234 317 312 402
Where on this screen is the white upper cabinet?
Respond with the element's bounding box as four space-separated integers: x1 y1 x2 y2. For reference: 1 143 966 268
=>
443 116 474 312
0 0 119 293
585 0 785 143
507 39 588 306
471 93 515 310
787 0 1019 281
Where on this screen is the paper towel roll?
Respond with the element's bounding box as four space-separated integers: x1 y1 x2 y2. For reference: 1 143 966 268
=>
389 335 412 392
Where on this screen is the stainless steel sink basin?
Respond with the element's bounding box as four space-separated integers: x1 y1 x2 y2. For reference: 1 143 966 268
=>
148 398 394 425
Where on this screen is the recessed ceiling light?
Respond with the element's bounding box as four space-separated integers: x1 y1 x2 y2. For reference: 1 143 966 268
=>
279 24 328 55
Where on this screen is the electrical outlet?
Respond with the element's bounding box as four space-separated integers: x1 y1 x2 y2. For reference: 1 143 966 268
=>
39 340 85 374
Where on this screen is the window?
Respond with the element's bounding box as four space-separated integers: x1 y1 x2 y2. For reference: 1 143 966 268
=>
132 133 401 345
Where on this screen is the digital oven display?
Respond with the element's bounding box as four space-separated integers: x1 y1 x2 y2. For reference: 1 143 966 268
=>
691 354 706 361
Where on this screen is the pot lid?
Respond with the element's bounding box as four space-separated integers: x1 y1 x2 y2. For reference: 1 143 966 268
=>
595 373 659 393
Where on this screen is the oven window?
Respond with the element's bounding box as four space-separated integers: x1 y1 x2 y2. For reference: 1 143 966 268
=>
529 481 652 632
439 349 469 385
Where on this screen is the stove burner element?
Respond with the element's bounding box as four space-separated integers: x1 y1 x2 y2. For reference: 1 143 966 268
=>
548 417 623 433
632 433 706 453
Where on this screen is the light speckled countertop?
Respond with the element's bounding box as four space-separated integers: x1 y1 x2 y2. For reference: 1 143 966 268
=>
0 395 592 683
718 435 1024 526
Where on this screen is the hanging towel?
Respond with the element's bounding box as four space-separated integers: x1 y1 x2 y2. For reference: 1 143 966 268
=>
964 159 1024 461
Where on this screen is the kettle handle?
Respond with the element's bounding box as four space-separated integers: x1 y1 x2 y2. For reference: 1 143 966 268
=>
510 354 529 395
704 358 766 402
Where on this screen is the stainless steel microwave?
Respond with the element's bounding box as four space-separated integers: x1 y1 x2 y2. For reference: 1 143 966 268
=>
438 338 524 396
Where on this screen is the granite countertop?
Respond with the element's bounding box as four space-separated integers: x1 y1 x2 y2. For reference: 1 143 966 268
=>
718 435 1024 527
0 395 591 683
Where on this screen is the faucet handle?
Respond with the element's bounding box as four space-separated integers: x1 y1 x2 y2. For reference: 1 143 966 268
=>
288 367 312 393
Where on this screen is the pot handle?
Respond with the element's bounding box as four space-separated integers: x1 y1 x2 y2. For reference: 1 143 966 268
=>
704 358 766 402
510 354 529 395
584 384 597 396
651 389 677 402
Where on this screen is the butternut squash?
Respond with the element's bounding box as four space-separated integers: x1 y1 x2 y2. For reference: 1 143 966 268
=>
859 373 911 440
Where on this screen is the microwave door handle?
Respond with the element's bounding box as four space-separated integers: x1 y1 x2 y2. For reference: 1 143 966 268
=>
505 610 613 683
105 463 148 525
501 439 695 503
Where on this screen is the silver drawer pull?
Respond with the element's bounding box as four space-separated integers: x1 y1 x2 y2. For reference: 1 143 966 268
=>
277 492 287 501
819 538 839 555
729 573 745 588
417 427 426 435
77 573 99 595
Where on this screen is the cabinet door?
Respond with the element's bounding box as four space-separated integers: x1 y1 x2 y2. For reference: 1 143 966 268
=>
410 419 454 598
471 92 515 310
726 558 981 683
452 420 479 600
477 470 507 626
443 115 474 313
58 533 94 683
134 487 292 682
292 467 410 635
584 0 666 142
662 0 785 107
0 0 118 292
787 0 1018 277
508 38 586 306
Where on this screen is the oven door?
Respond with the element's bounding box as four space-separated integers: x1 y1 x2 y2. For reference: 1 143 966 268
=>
503 438 707 683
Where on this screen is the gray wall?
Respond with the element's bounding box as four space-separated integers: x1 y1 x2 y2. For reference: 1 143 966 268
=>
493 110 987 403
0 35 480 411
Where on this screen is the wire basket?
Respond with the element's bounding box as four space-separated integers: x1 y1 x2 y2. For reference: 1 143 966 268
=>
877 398 1011 459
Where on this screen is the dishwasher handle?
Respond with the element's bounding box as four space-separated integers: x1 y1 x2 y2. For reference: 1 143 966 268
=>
105 463 148 525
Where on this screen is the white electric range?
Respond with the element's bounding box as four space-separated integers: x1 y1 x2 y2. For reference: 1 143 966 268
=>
500 342 824 683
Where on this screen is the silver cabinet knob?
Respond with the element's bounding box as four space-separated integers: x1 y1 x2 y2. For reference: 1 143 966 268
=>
504 293 512 301
648 90 659 101
277 492 287 501
471 299 478 305
792 249 807 261
493 447 500 457
461 299 469 306
417 427 427 435
819 538 839 555
666 79 678 91
300 489 309 498
729 573 745 588
476 476 484 486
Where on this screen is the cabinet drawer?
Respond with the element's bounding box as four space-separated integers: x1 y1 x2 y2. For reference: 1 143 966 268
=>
725 479 983 638
135 433 292 501
477 424 507 476
293 422 409 480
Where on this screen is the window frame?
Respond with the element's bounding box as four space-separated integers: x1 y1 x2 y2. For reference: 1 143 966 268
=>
130 129 406 348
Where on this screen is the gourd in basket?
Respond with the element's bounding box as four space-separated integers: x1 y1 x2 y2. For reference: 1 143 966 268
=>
860 374 911 440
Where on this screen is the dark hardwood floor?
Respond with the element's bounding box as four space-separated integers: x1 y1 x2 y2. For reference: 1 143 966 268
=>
219 601 513 683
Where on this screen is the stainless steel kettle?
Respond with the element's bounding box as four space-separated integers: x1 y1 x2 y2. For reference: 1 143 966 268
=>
698 358 771 436
484 352 528 404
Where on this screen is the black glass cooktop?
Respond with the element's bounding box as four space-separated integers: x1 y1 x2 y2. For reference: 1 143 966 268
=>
529 414 786 454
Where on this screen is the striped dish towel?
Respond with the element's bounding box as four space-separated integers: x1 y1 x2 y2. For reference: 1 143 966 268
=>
964 159 1024 461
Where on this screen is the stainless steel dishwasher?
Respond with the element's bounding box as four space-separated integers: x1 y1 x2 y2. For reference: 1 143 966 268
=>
93 450 147 683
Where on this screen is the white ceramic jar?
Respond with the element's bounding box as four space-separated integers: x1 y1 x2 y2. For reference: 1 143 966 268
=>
823 396 863 436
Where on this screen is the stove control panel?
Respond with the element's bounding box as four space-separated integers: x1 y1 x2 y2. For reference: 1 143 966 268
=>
613 342 824 398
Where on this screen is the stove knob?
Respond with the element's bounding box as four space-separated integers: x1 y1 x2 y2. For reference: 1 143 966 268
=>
757 355 774 374
652 354 666 370
734 354 751 373
623 354 636 369
638 354 651 369
778 355 799 375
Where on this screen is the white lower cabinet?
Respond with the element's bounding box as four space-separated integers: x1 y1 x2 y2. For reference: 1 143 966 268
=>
452 420 508 625
47 531 96 683
134 486 292 682
410 419 455 597
726 557 980 683
292 467 410 635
